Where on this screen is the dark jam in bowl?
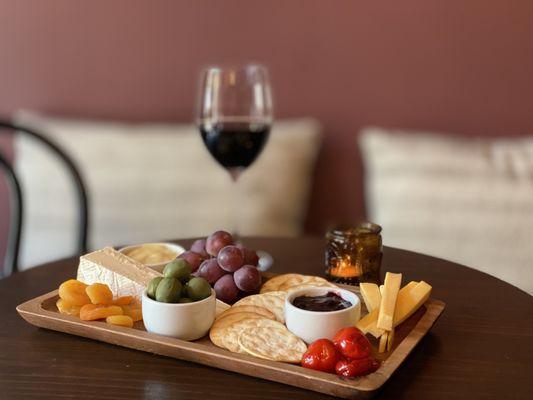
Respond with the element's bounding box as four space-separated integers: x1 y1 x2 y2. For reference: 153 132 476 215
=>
292 292 353 312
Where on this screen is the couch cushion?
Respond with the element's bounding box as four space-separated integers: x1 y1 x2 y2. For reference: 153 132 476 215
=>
14 111 321 268
359 127 533 295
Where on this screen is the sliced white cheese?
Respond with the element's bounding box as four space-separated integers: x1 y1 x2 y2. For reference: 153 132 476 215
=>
77 247 161 299
377 272 402 330
357 281 431 338
359 283 382 312
392 281 432 327
386 328 395 351
378 331 388 353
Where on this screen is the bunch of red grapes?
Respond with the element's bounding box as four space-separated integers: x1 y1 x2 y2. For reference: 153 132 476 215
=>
177 230 261 304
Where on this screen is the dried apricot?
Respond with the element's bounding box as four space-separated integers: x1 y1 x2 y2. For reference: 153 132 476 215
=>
106 315 134 328
112 296 134 306
129 298 141 309
56 299 81 316
58 279 90 306
121 305 143 322
86 283 113 305
79 304 123 321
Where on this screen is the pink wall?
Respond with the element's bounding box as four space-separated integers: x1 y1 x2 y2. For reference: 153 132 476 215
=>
2 0 533 264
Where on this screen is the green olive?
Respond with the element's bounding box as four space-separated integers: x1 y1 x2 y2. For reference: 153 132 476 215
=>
163 259 192 280
155 277 182 303
185 277 212 301
147 277 163 299
181 280 190 297
178 297 193 303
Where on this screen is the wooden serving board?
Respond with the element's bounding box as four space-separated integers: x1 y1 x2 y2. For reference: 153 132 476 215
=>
17 284 445 399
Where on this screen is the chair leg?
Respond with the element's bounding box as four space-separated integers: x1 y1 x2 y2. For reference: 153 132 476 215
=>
0 151 22 277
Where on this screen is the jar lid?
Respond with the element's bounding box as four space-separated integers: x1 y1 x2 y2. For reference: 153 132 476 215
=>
327 222 382 239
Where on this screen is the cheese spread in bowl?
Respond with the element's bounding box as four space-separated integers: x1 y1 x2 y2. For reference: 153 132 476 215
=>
119 242 185 272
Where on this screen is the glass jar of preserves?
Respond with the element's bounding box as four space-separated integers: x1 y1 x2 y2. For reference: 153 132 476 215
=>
325 222 382 285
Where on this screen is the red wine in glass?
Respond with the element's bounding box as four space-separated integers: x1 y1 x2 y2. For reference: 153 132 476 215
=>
200 120 270 172
197 64 273 230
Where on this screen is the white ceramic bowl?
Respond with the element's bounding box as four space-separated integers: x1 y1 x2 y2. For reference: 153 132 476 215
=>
285 286 361 344
119 242 185 272
142 289 216 341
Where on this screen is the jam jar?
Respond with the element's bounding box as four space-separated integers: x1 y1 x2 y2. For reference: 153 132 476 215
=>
325 223 382 285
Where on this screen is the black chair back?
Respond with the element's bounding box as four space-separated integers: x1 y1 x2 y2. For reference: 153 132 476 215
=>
0 119 89 277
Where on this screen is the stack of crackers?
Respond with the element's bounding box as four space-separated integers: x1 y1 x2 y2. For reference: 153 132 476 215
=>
260 273 337 294
209 274 338 363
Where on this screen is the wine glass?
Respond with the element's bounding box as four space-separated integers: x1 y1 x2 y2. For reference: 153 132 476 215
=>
197 65 273 268
197 64 273 182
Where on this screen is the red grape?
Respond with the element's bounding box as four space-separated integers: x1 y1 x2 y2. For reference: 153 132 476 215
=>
190 239 209 258
213 274 240 304
243 249 259 267
197 259 226 284
247 251 260 266
217 245 244 272
233 265 262 292
178 251 204 272
206 231 234 256
236 244 259 266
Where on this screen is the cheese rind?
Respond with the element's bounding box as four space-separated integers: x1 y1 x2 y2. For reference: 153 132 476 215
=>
377 272 402 330
360 283 381 313
77 247 162 300
77 246 231 316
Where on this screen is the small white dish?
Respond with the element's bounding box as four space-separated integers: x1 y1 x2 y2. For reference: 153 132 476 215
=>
142 289 216 341
256 250 273 271
119 242 185 272
285 286 361 344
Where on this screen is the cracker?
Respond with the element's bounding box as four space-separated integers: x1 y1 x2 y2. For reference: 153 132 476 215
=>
216 305 275 321
260 274 334 294
238 326 307 363
212 317 286 353
216 300 231 317
211 311 264 330
262 290 288 300
233 293 286 323
210 312 265 351
260 274 302 293
277 276 331 292
286 282 339 293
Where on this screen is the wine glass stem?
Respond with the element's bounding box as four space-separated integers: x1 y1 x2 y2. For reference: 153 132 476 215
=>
229 168 242 240
229 168 240 182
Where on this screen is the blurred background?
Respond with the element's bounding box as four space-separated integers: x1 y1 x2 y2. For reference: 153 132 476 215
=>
1 0 532 294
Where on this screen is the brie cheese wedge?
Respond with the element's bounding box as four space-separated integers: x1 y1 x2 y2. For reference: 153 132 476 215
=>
77 247 161 299
77 246 231 316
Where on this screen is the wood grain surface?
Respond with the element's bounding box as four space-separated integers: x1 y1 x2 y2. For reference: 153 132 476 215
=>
2 237 533 399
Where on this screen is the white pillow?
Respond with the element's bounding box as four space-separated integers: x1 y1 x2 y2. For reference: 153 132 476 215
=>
15 110 322 269
359 127 533 295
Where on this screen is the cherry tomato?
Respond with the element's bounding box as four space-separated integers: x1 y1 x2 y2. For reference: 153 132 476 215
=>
332 327 372 360
301 339 341 373
335 359 357 377
335 357 381 378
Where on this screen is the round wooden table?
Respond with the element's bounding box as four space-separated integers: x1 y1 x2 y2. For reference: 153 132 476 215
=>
2 237 532 399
